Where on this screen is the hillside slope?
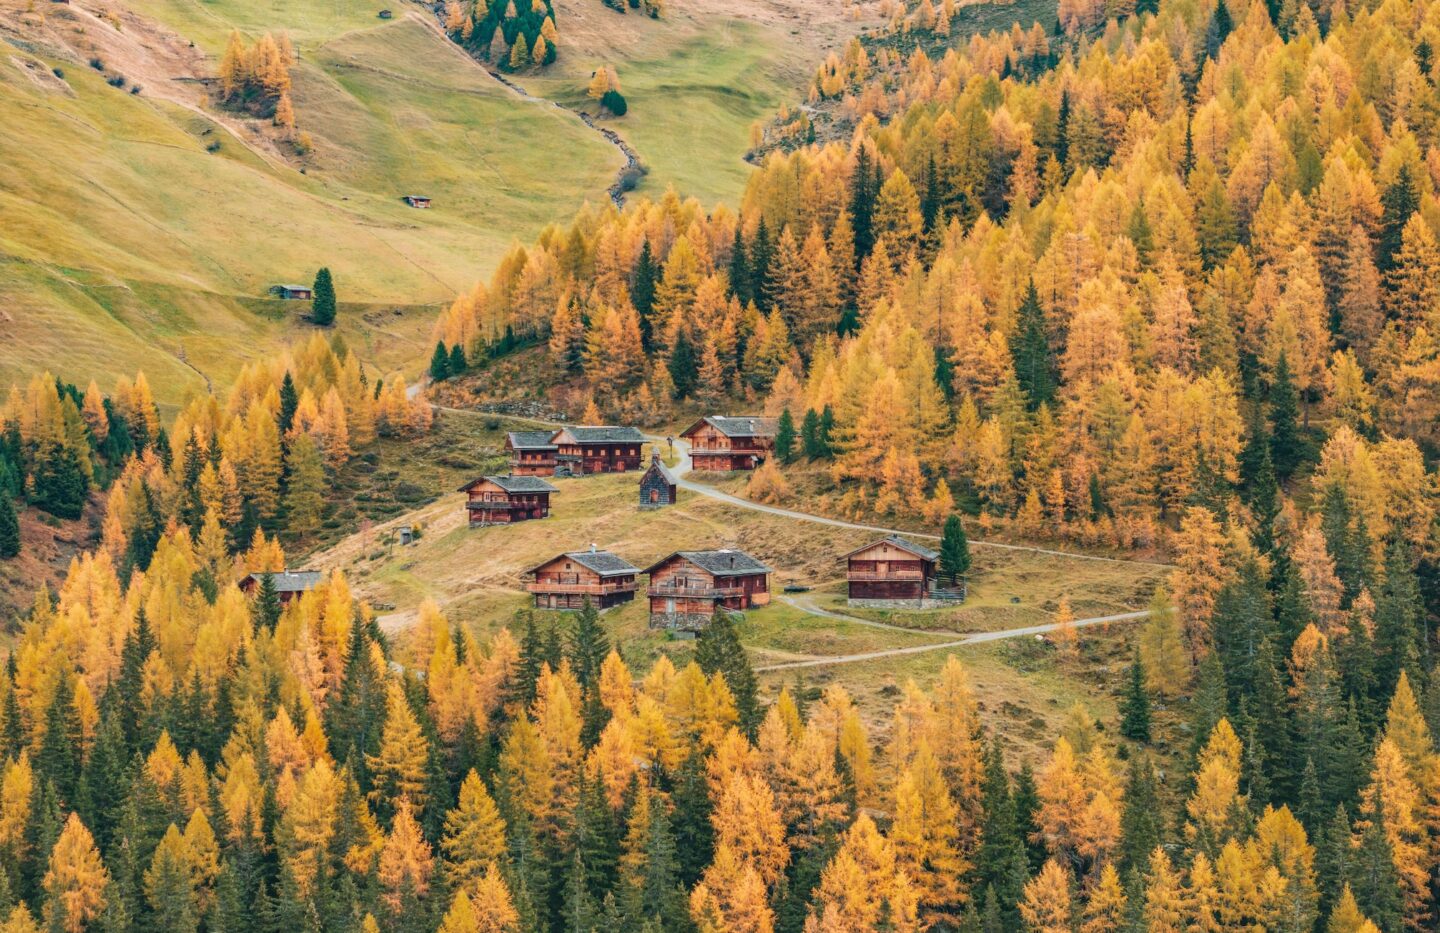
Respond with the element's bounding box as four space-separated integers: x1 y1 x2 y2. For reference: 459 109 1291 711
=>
0 0 619 402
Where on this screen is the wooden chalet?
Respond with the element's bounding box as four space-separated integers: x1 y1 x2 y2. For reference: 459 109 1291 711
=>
638 453 677 509
239 570 322 605
525 548 640 610
844 536 955 607
681 416 778 471
506 431 559 475
403 195 432 208
643 549 771 630
552 425 644 476
459 475 557 526
273 284 313 300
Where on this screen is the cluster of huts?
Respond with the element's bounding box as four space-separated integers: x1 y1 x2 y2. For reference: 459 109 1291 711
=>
240 414 959 634
459 415 776 528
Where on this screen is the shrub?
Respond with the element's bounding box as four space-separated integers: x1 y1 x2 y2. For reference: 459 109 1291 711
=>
205 140 221 153
52 67 64 79
88 57 103 70
130 85 141 95
601 89 627 116
106 74 126 88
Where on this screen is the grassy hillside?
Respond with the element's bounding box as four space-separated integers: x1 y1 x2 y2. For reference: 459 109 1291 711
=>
0 2 617 403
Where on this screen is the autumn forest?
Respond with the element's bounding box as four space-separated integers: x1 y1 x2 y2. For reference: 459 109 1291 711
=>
4 0 1440 930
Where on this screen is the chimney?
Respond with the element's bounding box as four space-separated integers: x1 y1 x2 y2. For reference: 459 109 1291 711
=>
590 543 597 553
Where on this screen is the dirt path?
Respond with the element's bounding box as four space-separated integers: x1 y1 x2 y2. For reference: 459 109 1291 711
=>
416 10 638 208
754 607 1152 673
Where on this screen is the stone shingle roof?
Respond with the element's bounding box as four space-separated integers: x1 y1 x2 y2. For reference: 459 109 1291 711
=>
642 455 678 485
507 430 558 450
562 425 645 443
459 475 558 493
529 550 639 577
643 549 771 576
242 570 323 593
682 416 778 439
842 535 940 562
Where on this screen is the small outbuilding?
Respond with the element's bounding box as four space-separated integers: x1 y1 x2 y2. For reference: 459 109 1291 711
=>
526 548 640 611
273 284 313 300
459 474 557 526
638 452 677 509
403 194 432 208
378 8 393 18
239 570 322 604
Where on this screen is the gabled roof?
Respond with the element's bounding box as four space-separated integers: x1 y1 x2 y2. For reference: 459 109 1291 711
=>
458 475 558 494
241 570 323 593
528 550 639 578
507 430 558 450
641 454 677 485
680 415 779 439
643 549 771 576
842 535 939 562
555 425 645 443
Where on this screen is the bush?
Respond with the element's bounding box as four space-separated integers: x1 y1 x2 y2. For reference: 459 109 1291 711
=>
205 140 221 153
601 89 627 116
89 57 103 70
130 85 142 95
106 74 126 88
52 67 64 79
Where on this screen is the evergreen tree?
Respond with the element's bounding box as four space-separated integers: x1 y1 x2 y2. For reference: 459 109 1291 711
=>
1118 654 1152 742
751 219 775 309
1373 539 1423 701
252 572 283 633
695 608 759 734
31 443 88 520
728 225 751 305
311 267 337 326
36 675 81 808
1205 0 1232 59
1011 763 1044 872
818 405 835 458
1348 788 1403 931
449 342 467 375
849 145 877 261
1118 755 1162 874
668 331 698 399
568 598 609 692
278 371 300 435
0 494 18 559
974 742 1029 922
671 750 713 886
1011 282 1054 412
1268 353 1304 478
1378 164 1419 277
939 514 971 586
327 621 388 790
774 409 796 465
800 409 821 460
632 240 657 351
430 342 452 382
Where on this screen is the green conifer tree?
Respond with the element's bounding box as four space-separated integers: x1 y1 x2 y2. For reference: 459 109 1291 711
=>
695 608 760 734
774 409 796 464
939 513 971 586
1119 654 1152 742
430 342 452 382
311 267 337 326
0 494 18 560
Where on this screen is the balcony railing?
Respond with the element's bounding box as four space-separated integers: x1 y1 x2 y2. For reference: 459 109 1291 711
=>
648 582 747 598
527 580 638 595
848 570 927 582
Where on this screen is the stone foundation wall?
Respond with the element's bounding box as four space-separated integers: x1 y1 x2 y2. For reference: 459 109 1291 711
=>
649 609 743 631
847 598 959 610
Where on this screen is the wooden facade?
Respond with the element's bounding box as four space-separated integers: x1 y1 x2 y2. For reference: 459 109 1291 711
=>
239 570 322 605
459 475 556 526
525 550 639 610
274 284 313 300
552 426 645 476
681 416 778 471
403 195 432 208
844 536 954 607
638 453 677 509
506 431 559 475
643 550 771 630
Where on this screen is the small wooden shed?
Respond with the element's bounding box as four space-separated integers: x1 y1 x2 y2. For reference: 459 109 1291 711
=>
403 194 432 208
638 452 677 509
273 284 313 300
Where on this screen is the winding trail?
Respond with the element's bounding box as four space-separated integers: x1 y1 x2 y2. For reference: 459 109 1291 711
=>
418 10 639 208
754 607 1152 672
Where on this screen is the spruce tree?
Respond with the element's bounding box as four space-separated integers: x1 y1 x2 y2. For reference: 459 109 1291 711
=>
31 443 87 520
1268 353 1303 478
1373 539 1423 701
1118 654 1152 742
449 342 467 375
727 225 751 305
695 608 759 734
849 145 876 261
278 371 299 435
0 494 18 559
326 621 387 790
311 267 336 326
670 750 713 886
975 742 1029 921
631 240 657 351
800 409 821 459
1378 164 1418 277
253 572 283 633
430 341 452 382
667 331 698 399
36 675 81 807
1011 282 1053 410
939 513 971 587
568 597 609 692
750 218 774 310
1349 788 1403 930
774 409 796 464
1118 755 1162 874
